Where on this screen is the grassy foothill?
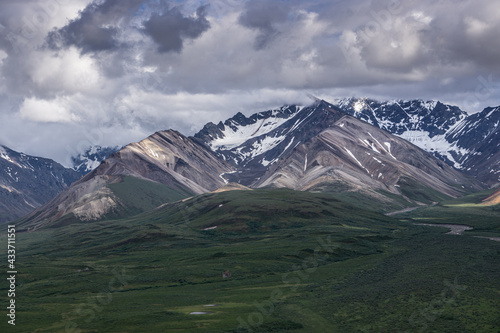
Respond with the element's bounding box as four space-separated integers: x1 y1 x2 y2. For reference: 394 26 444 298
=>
1 189 499 332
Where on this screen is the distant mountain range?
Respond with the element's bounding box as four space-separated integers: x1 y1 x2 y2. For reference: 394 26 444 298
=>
18 99 488 229
330 98 500 186
0 145 80 223
3 97 499 226
0 143 123 223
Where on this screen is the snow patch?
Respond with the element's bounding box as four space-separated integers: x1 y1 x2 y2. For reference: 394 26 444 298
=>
423 100 437 111
367 132 397 160
344 148 369 174
203 226 218 231
396 130 469 169
147 147 159 158
250 135 286 159
210 108 300 151
219 173 229 184
289 110 314 133
486 108 497 118
383 142 397 160
261 137 295 167
353 100 365 113
0 184 16 193
0 151 12 163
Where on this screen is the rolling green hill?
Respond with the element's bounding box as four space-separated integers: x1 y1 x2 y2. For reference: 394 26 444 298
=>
108 176 194 217
1 189 499 332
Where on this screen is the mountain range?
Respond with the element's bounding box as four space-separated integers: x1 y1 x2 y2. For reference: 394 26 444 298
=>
0 145 80 223
330 98 499 186
21 130 234 228
2 97 498 226
18 99 491 229
0 144 120 223
4 98 499 333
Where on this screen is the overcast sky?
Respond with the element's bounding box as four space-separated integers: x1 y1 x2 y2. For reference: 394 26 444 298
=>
1 0 499 166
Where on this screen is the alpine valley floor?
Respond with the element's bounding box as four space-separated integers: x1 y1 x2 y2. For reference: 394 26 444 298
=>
1 188 499 333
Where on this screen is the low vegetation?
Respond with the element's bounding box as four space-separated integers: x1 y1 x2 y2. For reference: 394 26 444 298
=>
1 189 499 332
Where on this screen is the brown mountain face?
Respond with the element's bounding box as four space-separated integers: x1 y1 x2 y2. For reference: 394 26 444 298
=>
90 130 233 194
254 114 482 204
20 130 234 229
19 101 485 229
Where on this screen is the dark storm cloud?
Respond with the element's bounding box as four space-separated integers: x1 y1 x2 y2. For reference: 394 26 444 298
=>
238 0 291 49
47 0 144 53
142 5 210 53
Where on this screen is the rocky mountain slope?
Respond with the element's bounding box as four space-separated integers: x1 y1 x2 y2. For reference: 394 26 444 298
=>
0 145 80 223
21 130 234 228
482 187 500 206
18 99 491 228
444 106 500 186
196 100 481 204
331 98 499 186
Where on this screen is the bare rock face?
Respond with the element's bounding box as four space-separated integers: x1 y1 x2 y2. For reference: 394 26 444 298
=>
331 98 500 187
20 130 234 228
195 100 482 203
482 188 500 206
93 130 233 194
255 115 480 202
19 99 489 228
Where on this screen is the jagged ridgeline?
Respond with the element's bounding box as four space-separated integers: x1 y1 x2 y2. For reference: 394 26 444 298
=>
0 145 80 223
5 98 498 225
18 99 494 228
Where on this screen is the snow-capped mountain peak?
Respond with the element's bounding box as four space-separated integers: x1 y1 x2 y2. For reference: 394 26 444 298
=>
203 105 302 149
194 105 305 164
329 98 499 185
194 100 348 184
209 107 302 151
71 145 120 176
195 98 499 186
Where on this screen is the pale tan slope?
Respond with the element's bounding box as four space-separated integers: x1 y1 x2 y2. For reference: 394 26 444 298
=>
94 130 233 194
21 130 234 228
482 187 500 206
212 183 253 193
255 115 481 200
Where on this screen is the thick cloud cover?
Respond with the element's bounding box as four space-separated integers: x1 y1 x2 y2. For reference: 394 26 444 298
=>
0 0 499 165
143 5 210 53
238 0 291 49
45 0 143 53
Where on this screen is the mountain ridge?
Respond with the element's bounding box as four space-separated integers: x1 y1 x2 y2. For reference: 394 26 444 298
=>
195 101 481 203
0 145 81 223
18 99 485 229
330 97 499 186
20 129 234 228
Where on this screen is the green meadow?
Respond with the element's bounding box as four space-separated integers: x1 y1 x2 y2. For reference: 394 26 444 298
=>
1 188 499 332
